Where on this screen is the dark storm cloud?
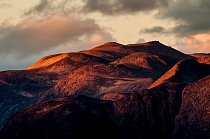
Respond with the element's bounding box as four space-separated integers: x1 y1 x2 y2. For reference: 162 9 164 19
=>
159 0 210 36
141 26 167 34
82 0 170 14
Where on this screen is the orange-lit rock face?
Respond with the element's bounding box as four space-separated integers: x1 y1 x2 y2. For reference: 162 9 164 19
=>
191 53 210 64
199 57 210 64
26 54 69 69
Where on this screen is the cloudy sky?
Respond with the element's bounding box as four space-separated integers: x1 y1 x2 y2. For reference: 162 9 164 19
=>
0 0 210 70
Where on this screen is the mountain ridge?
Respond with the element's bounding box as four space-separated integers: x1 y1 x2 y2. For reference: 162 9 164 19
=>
0 41 209 139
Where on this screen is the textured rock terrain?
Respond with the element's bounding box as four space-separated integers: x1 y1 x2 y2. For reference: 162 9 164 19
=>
0 41 209 139
1 96 123 139
173 75 210 139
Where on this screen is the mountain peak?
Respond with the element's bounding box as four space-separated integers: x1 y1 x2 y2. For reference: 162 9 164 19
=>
103 42 123 46
92 42 124 49
147 40 162 45
127 41 166 47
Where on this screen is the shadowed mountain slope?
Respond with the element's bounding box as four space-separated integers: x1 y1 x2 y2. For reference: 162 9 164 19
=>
2 75 209 139
91 41 194 60
173 75 210 139
148 59 210 89
1 96 123 139
111 52 178 78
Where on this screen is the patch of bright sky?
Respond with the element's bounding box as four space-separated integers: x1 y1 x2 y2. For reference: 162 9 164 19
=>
84 11 178 48
0 0 38 24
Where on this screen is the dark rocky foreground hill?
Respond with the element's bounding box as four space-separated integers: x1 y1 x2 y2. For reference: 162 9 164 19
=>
0 41 209 139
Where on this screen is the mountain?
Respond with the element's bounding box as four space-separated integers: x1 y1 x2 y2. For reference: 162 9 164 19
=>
137 59 210 139
190 53 210 64
89 41 193 60
39 41 192 99
0 41 209 139
97 59 210 139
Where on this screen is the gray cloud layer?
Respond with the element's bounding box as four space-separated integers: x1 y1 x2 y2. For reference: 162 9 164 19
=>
139 0 210 37
141 26 167 34
26 0 170 15
26 0 49 15
159 0 210 36
25 0 77 16
29 0 210 37
82 0 169 14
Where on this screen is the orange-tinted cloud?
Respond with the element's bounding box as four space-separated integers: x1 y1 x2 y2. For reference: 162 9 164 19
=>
179 33 210 53
88 32 113 46
0 14 113 58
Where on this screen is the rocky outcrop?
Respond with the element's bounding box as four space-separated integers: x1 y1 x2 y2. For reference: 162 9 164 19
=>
101 92 147 139
173 75 210 139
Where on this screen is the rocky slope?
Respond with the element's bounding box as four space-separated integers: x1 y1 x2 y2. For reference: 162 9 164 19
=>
148 59 210 89
99 59 210 139
0 41 209 139
1 96 123 139
173 75 210 139
41 41 189 99
1 62 209 138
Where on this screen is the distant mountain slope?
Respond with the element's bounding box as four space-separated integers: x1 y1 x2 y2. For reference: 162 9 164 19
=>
91 41 194 60
190 53 210 59
148 59 210 89
191 53 210 64
127 41 194 60
111 51 178 78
